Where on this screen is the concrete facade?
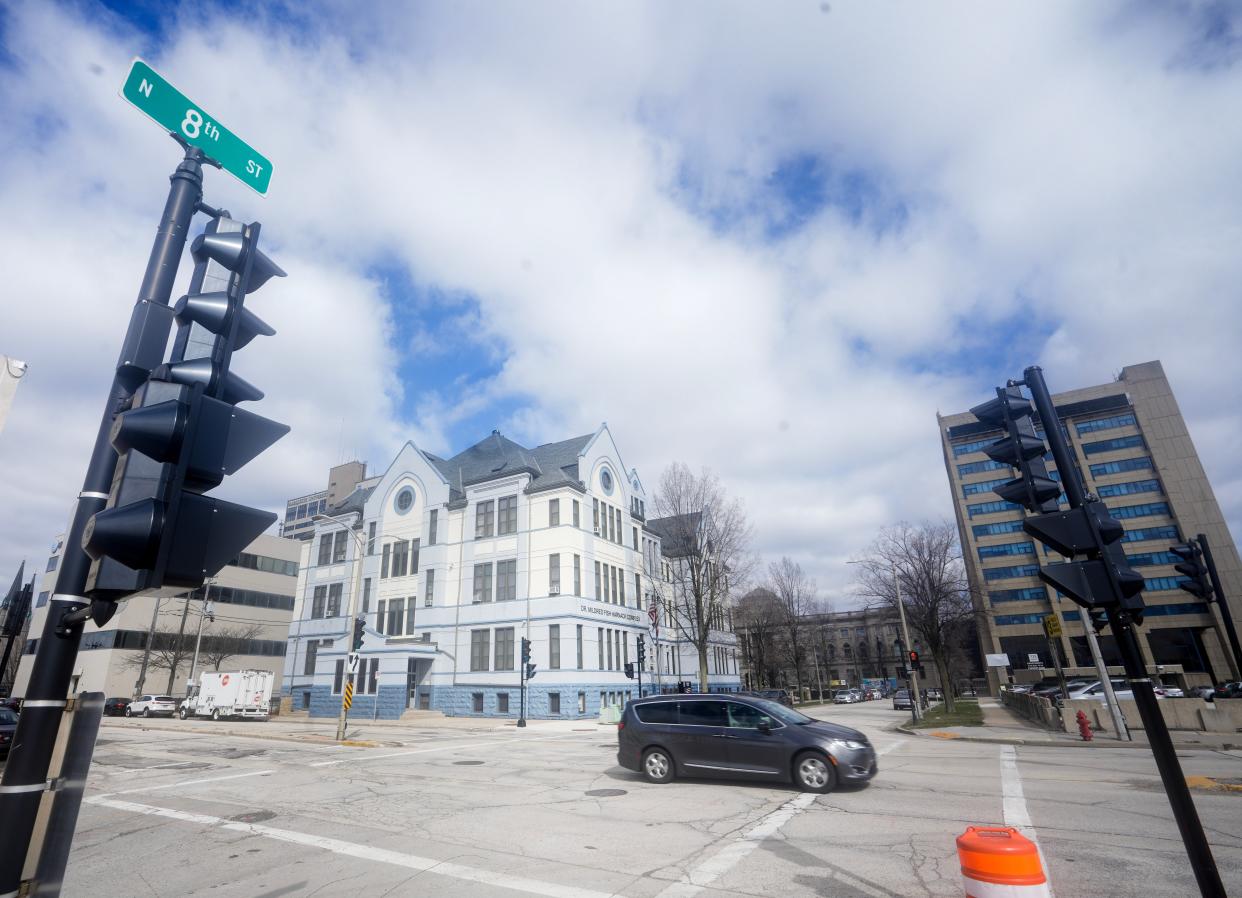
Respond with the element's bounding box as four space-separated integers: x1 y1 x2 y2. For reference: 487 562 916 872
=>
281 461 370 541
12 533 300 700
939 361 1242 692
283 426 742 719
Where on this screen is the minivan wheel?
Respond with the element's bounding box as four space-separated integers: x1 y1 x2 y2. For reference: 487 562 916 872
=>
642 748 674 784
794 751 836 794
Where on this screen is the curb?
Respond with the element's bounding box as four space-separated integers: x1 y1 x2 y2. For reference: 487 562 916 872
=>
101 720 405 748
895 723 1240 751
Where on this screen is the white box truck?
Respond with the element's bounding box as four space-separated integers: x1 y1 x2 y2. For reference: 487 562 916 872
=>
179 670 274 721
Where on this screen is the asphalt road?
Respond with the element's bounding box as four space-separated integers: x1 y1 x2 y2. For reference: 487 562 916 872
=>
33 702 1242 897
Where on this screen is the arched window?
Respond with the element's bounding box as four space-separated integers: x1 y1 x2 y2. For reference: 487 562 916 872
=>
843 643 852 657
858 642 868 660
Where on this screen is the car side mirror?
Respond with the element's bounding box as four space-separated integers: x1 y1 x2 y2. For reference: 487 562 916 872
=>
757 719 772 734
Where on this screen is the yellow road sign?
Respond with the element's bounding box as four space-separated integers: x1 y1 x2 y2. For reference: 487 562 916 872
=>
1043 614 1062 638
343 681 354 711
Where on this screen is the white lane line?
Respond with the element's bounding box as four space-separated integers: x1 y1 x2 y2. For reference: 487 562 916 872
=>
1000 745 1056 898
85 796 619 898
109 769 274 796
655 792 817 897
877 739 906 757
308 732 588 767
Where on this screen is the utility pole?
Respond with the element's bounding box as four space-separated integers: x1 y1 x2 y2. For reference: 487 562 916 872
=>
166 591 194 695
187 581 215 689
133 596 163 699
893 565 921 722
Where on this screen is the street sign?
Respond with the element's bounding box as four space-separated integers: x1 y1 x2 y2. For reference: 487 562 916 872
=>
1043 614 1062 638
342 680 354 711
121 58 273 196
347 652 359 674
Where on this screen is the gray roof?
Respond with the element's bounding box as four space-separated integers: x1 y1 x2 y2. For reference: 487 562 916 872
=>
421 430 594 507
646 512 702 558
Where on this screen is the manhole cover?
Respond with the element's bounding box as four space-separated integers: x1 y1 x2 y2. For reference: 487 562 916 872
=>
453 760 485 766
584 789 627 798
228 810 277 824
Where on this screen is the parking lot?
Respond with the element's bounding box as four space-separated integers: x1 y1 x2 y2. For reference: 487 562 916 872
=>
31 702 1242 896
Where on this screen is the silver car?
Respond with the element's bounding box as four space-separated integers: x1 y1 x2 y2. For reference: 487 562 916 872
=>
126 694 178 718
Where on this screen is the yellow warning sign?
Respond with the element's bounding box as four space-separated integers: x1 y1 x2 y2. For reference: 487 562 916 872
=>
1043 615 1062 638
343 681 354 711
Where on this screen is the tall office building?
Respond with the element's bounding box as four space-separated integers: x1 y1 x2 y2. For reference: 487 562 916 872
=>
939 361 1241 691
280 460 371 541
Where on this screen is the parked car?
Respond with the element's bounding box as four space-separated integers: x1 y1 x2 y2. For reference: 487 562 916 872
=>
1212 682 1242 700
617 693 876 793
126 695 177 718
0 706 16 758
833 690 856 704
892 689 913 711
103 697 131 717
0 696 20 713
1058 679 1173 706
753 689 794 707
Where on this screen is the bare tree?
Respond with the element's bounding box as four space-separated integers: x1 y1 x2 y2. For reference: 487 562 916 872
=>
852 521 974 712
201 623 266 672
652 463 754 691
122 627 194 695
769 557 817 693
734 587 782 688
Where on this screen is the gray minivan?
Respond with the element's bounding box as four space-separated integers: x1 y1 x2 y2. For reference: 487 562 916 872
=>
617 693 876 793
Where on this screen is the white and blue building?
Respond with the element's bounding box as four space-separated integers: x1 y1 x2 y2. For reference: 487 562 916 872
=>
282 425 742 719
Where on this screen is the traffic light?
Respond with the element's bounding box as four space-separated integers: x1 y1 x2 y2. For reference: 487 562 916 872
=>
908 650 919 665
352 617 365 651
525 662 537 680
83 216 288 618
970 385 1061 513
624 662 635 679
636 634 646 667
520 636 531 666
1171 541 1213 601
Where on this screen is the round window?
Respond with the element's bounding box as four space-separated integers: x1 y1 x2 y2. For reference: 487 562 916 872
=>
600 469 613 494
394 486 415 514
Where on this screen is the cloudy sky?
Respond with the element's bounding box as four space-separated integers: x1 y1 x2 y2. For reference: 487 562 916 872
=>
1 1 1239 606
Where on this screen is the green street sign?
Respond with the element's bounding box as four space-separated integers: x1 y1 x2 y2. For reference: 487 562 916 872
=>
121 58 273 196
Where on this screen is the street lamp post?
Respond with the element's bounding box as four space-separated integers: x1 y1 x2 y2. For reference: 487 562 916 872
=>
892 566 922 724
186 579 216 691
312 514 368 742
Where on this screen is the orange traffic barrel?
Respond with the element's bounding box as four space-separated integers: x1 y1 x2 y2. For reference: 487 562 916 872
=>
956 826 1050 897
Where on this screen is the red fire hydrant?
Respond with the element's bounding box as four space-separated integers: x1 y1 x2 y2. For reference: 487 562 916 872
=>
1076 709 1093 742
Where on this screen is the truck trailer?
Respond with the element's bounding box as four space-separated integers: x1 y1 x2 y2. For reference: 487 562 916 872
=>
179 670 274 720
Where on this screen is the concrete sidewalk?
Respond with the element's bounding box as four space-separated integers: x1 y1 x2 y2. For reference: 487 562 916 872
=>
898 698 1242 750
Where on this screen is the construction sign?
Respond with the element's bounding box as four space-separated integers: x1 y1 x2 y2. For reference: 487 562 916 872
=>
343 680 354 711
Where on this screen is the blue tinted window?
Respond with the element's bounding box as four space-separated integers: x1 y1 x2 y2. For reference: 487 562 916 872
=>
978 542 1035 559
1089 457 1152 478
36 591 49 608
1120 525 1179 544
1144 577 1191 592
973 520 1026 538
1097 479 1161 498
1062 610 1082 621
984 564 1040 581
952 436 999 457
995 613 1048 626
990 588 1046 604
958 459 1010 476
1107 502 1170 520
1075 413 1136 436
1125 552 1180 567
1143 602 1209 617
968 500 1020 518
963 477 1011 497
1082 435 1145 456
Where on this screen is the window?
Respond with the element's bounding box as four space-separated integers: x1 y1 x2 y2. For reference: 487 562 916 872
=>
990 588 1046 604
573 500 580 528
633 526 639 549
606 628 614 669
995 613 1050 626
962 477 1012 497
410 538 420 575
332 530 348 564
549 554 560 593
728 702 766 729
1090 457 1153 478
425 569 435 605
1096 479 1161 498
1126 551 1181 567
304 640 318 675
406 599 416 634
387 598 404 635
476 500 495 539
579 692 586 713
376 600 387 634
574 555 581 595
317 535 332 566
549 624 560 669
395 486 415 514
611 567 618 603
367 658 379 695
978 542 1035 559
498 693 510 713
367 522 377 555
619 570 626 605
498 496 517 535
952 436 1000 457
428 508 438 545
1082 434 1145 456
392 540 409 578
1107 501 1170 520
311 585 326 619
972 520 1025 538
361 578 372 613
598 627 604 669
495 627 515 670
497 560 517 601
549 693 561 715
473 563 493 603
593 499 600 533
609 506 617 543
327 583 343 617
1076 413 1136 435
1145 577 1192 592
333 659 344 694
957 458 1010 476
472 693 484 713
550 499 560 527
1120 525 1180 544
1143 602 1209 617
679 700 726 726
577 625 583 669
381 543 391 579
984 565 1040 581
471 630 490 671
595 562 602 599
634 573 641 606
967 500 1021 518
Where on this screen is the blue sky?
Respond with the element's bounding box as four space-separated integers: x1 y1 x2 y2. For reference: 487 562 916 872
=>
1 1 1240 601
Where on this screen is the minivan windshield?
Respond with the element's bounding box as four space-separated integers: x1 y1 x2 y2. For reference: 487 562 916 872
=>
747 698 813 725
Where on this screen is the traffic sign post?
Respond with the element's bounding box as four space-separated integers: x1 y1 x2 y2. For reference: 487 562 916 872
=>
122 59 273 196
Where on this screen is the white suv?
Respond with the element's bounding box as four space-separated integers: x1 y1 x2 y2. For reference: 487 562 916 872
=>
126 695 177 718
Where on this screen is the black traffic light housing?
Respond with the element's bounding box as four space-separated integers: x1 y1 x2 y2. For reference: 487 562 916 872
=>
970 385 1061 514
83 216 287 616
636 634 646 667
624 662 635 679
1171 542 1213 601
352 617 366 651
525 662 537 680
520 636 531 666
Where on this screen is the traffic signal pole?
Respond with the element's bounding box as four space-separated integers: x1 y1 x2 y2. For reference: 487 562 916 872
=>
1025 366 1225 898
893 566 921 723
1198 534 1242 679
0 143 211 894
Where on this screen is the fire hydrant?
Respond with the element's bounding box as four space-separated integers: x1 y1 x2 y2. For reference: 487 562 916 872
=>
1076 709 1093 742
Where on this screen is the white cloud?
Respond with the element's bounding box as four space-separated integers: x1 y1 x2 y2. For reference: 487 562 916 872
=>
1 1 1240 607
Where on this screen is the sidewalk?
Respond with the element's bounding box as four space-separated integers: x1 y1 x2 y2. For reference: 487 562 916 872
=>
897 699 1242 750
